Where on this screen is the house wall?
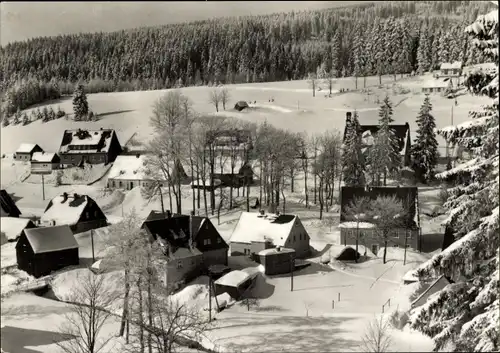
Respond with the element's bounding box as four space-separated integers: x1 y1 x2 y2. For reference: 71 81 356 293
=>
31 162 59 174
107 178 158 190
60 152 107 166
230 241 251 256
340 227 420 254
16 233 34 274
164 253 203 288
284 219 311 259
15 152 33 161
411 276 450 308
202 248 228 267
31 248 79 278
260 251 295 275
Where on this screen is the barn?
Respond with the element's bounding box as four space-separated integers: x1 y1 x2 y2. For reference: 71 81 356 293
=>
15 143 44 161
16 225 79 278
40 192 108 234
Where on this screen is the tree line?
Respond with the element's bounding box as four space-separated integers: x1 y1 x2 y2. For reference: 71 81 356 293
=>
0 1 493 117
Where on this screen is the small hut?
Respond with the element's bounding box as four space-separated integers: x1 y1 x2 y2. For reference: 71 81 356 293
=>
234 101 249 112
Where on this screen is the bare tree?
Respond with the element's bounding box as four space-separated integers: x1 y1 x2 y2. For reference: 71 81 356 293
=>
216 188 229 225
299 133 310 208
360 315 392 353
220 87 230 110
369 195 405 264
56 271 118 353
344 196 372 262
308 73 317 97
209 88 221 112
323 69 337 95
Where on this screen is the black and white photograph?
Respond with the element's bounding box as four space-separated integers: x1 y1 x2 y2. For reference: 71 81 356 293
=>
0 1 498 352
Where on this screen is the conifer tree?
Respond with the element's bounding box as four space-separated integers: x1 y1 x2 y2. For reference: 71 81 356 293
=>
417 23 431 74
72 84 89 121
410 95 439 183
22 112 29 126
342 111 366 186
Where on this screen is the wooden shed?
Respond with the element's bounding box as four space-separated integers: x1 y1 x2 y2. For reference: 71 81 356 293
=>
258 247 295 275
16 225 79 278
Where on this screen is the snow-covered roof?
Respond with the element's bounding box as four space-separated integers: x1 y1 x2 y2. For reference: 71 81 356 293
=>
403 270 419 283
230 212 298 246
16 143 39 154
107 155 164 181
440 61 463 70
422 78 450 89
258 247 295 256
31 152 58 163
0 217 32 241
214 269 258 288
411 275 451 307
40 194 96 226
339 221 376 229
59 129 116 154
463 62 498 74
24 225 78 254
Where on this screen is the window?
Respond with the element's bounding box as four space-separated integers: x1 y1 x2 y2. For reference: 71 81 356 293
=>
393 230 400 239
393 244 400 248
217 238 221 243
177 261 183 269
293 235 295 242
203 239 211 246
85 212 90 219
405 244 411 249
244 249 250 255
94 211 98 217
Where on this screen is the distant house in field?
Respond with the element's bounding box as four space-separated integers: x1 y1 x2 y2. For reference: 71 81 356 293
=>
440 61 463 77
16 225 79 278
212 158 255 187
411 275 452 309
422 78 452 95
229 211 311 259
40 192 107 234
58 128 122 166
343 113 412 167
107 154 169 190
339 186 421 255
0 217 36 242
30 152 61 174
141 210 229 289
0 189 21 218
15 143 44 161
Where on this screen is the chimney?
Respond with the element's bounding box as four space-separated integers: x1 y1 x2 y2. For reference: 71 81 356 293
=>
346 112 352 121
62 192 68 202
166 210 172 219
136 153 140 158
73 193 78 199
276 246 281 252
100 127 103 130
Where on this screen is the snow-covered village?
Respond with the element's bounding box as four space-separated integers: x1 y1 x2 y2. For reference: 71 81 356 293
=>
0 1 498 352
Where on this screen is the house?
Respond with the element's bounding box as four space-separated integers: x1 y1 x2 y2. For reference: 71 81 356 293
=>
212 158 255 187
190 178 222 191
214 267 260 300
0 189 21 217
439 61 463 77
30 152 61 174
16 225 79 278
229 211 311 259
58 128 122 166
411 275 452 309
40 192 108 234
339 186 421 255
15 143 44 161
422 78 452 95
107 154 168 190
141 211 229 288
343 113 412 167
0 217 36 242
206 128 253 159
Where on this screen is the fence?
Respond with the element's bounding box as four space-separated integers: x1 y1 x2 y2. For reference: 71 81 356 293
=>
381 298 391 313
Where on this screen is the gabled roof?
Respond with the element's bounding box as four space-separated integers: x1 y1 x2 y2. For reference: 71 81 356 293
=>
59 128 118 154
0 217 35 241
440 61 463 70
229 212 300 246
40 194 105 226
107 154 165 181
22 225 78 254
340 186 419 228
32 152 59 163
0 190 21 217
16 143 41 154
411 275 452 307
141 213 226 256
343 120 410 154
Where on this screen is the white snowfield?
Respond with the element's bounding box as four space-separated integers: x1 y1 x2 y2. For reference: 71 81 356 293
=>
0 217 32 241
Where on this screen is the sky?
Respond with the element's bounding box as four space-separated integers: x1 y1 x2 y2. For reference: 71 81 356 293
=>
0 1 371 45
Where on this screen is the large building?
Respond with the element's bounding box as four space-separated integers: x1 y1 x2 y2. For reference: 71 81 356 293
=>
58 128 122 166
229 211 311 259
343 112 412 167
339 186 421 255
141 211 229 289
40 193 108 234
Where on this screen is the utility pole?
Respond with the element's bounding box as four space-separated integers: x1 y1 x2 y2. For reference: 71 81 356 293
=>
208 274 212 322
91 228 95 263
41 174 45 200
290 255 294 292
